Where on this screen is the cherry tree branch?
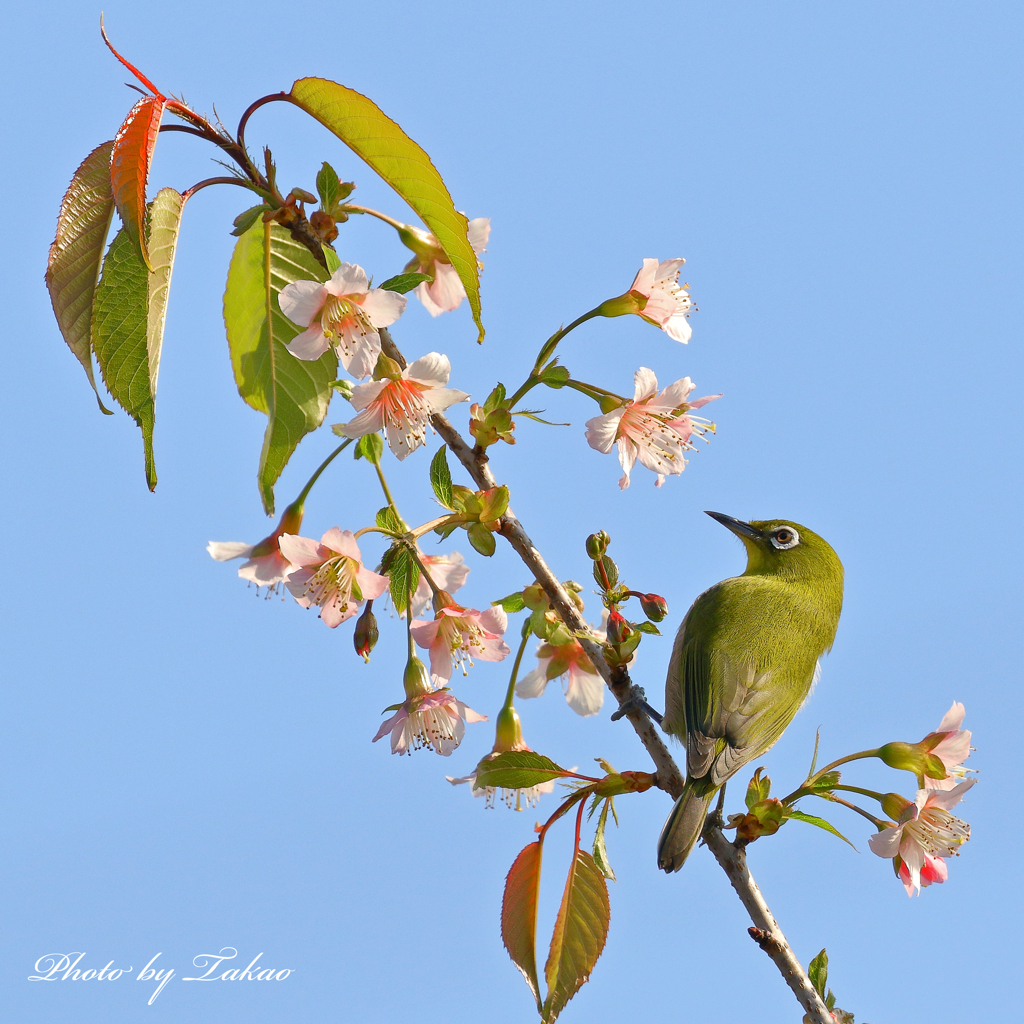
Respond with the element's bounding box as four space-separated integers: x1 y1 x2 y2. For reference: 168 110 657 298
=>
379 326 829 1022
703 820 833 1024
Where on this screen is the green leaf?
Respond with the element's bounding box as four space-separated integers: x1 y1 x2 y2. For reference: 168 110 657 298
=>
542 850 610 1024
502 842 543 1012
375 505 403 534
479 484 510 522
809 770 841 792
289 77 485 342
635 621 661 635
328 379 354 399
386 545 420 615
808 948 828 998
493 591 526 613
539 365 571 389
46 140 116 413
231 203 268 236
92 188 185 491
355 432 384 465
467 522 496 557
785 809 857 849
429 445 453 508
592 800 616 882
745 767 772 810
483 383 506 413
223 221 338 513
475 750 569 791
593 555 618 590
378 271 431 294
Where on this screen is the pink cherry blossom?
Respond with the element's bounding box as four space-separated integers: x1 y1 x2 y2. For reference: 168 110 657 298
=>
899 853 948 896
585 368 720 489
279 263 406 379
207 503 304 594
516 617 608 717
410 603 510 683
868 780 975 896
373 689 487 755
628 258 694 342
278 528 388 628
923 701 973 791
337 353 469 459
408 549 470 619
408 217 490 316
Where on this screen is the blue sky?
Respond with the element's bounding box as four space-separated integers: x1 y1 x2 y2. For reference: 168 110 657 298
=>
3 2 1021 1021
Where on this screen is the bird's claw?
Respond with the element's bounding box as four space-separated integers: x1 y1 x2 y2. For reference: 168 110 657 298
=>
610 685 664 726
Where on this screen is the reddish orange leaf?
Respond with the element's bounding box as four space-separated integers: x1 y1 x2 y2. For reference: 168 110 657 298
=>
111 96 165 270
100 15 162 96
502 841 543 1012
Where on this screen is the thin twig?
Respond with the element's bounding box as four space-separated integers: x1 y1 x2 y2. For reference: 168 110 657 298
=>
703 821 833 1024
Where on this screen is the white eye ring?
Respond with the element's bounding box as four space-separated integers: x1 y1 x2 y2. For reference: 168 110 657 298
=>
770 527 800 550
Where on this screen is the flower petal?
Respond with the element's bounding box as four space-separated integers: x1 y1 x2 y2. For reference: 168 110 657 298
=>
467 217 491 254
286 323 330 361
564 665 605 716
405 351 452 386
515 664 549 699
868 826 903 859
584 410 623 454
360 287 408 328
278 533 325 567
326 262 369 296
279 280 326 327
207 541 254 561
937 701 966 733
633 367 659 402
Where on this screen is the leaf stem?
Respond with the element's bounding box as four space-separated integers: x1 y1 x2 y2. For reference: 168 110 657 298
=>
814 793 887 829
343 204 408 232
181 176 261 201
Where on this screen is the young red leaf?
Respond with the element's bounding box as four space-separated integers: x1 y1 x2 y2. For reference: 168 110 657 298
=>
46 140 116 413
111 96 166 270
502 841 543 1012
542 850 610 1024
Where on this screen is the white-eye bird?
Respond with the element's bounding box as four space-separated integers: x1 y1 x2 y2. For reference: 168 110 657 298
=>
658 512 844 872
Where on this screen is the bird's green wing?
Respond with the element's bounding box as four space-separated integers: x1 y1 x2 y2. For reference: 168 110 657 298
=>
673 576 822 787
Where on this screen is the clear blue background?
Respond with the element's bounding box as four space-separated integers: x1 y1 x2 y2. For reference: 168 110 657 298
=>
3 2 1020 1021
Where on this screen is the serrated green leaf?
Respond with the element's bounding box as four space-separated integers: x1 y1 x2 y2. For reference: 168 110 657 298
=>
745 767 772 810
542 850 610 1024
429 445 453 508
378 271 431 294
493 591 526 613
502 842 543 1012
231 203 267 236
355 432 384 465
92 188 185 491
223 222 338 513
289 77 485 342
592 800 616 882
479 484 509 523
786 810 856 849
375 505 403 534
808 948 828 998
475 751 569 791
635 621 661 635
539 365 570 389
483 383 506 414
593 555 618 590
46 140 116 413
810 771 841 792
386 545 420 614
316 161 341 209
467 522 496 557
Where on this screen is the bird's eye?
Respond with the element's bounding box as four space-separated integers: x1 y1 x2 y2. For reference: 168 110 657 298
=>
770 528 800 550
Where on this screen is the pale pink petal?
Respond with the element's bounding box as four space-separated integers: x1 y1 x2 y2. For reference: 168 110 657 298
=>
355 565 389 600
920 854 949 885
286 323 330 361
414 280 445 317
565 664 605 716
654 258 686 281
661 311 692 343
326 263 369 296
925 779 976 811
657 376 697 411
279 280 327 327
632 367 659 402
239 551 291 587
454 699 488 724
320 598 359 628
283 567 314 606
410 619 440 647
937 702 966 733
478 606 508 635
467 217 491 254
640 290 678 325
515 663 550 699
373 708 404 743
932 730 972 769
341 407 386 439
899 838 926 895
360 288 408 328
687 393 722 410
616 436 638 488
422 553 469 596
207 541 254 561
423 262 467 314
336 331 381 380
406 352 452 386
428 643 454 683
629 258 658 295
585 410 624 453
474 636 512 663
321 528 360 560
347 379 388 413
278 533 325 567
868 826 903 859
422 387 471 415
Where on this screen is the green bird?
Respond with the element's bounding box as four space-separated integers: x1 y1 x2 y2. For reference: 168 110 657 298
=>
657 512 844 872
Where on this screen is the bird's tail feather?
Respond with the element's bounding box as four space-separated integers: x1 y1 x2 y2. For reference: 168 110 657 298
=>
657 781 715 872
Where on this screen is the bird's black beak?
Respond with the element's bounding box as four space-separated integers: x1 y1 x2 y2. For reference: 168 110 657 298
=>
705 511 762 540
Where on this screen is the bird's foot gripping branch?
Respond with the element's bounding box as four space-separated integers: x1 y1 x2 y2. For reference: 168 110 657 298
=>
49 24 977 1024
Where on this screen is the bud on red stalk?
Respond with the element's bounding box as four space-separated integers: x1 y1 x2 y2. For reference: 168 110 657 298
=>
585 531 610 559
353 602 379 662
638 593 668 622
606 609 632 644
